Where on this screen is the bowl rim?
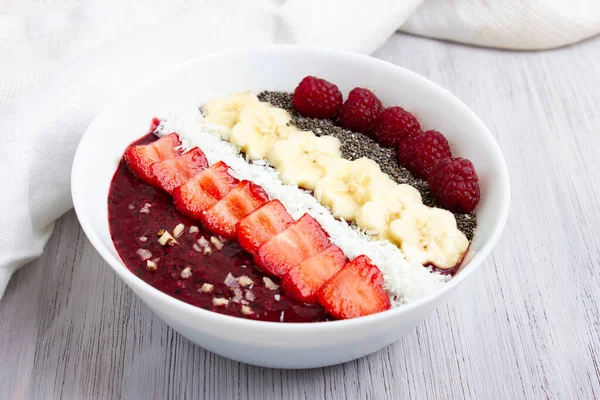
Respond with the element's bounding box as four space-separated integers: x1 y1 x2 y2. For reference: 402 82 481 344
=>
71 44 511 332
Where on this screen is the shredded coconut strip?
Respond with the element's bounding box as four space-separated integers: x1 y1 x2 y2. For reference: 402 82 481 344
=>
155 107 448 306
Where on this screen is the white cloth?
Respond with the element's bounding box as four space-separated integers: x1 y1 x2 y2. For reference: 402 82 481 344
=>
0 0 598 297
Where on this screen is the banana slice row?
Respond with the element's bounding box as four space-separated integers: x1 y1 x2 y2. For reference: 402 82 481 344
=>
202 92 469 269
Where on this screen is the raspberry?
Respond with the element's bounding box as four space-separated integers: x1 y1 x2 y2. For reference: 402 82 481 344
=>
397 130 452 179
428 157 480 213
371 106 421 147
338 88 382 133
292 76 343 119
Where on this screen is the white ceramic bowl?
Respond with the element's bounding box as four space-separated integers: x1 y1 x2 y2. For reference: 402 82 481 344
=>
71 45 510 369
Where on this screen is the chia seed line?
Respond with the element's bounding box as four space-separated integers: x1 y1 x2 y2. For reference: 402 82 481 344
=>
258 91 477 240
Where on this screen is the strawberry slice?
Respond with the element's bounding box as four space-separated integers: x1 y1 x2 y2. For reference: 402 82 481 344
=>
172 180 217 220
196 161 239 199
255 213 330 277
200 180 269 239
172 161 237 219
281 244 347 304
317 255 391 319
123 133 181 184
236 200 294 255
151 147 208 194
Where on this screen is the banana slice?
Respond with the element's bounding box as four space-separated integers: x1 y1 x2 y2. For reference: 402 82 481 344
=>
388 203 468 269
267 131 341 190
202 91 262 139
314 157 385 221
229 105 294 160
355 180 422 239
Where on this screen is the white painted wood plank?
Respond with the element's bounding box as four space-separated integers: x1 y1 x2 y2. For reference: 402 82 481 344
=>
1 33 599 399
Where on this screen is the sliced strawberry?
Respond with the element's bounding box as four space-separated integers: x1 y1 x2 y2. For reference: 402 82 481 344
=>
281 244 347 304
236 200 294 255
123 133 182 184
255 213 330 277
200 181 269 239
197 161 239 198
172 181 217 220
151 147 208 194
172 161 239 220
317 255 391 320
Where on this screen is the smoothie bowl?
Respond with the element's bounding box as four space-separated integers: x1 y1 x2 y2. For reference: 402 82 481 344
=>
71 46 509 368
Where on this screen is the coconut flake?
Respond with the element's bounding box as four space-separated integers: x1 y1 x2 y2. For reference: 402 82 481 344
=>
139 203 152 214
200 283 214 293
146 260 158 271
158 231 177 246
210 236 224 250
136 249 152 261
237 276 253 287
139 236 148 242
274 294 280 301
263 277 279 291
224 273 239 288
181 266 192 279
241 305 253 315
245 290 256 302
173 223 185 238
189 225 200 233
232 287 243 303
213 298 229 306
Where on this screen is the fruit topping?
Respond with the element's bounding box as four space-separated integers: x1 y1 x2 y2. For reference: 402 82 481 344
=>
196 161 240 199
236 200 294 255
202 91 262 139
281 244 347 304
172 161 238 219
200 180 269 239
388 203 468 269
151 147 208 193
371 106 421 147
397 130 451 179
267 130 341 190
314 157 386 221
292 76 343 119
229 104 296 160
428 157 481 213
123 133 182 184
338 88 383 133
173 181 216 220
355 181 422 240
255 213 330 277
317 255 391 319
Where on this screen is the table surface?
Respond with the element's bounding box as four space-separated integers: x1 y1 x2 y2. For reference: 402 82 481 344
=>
1 32 599 400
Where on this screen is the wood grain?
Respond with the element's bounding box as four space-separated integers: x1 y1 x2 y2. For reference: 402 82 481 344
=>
1 33 600 400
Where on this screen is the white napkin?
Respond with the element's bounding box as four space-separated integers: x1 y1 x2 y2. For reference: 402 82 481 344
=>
405 0 600 50
0 0 599 297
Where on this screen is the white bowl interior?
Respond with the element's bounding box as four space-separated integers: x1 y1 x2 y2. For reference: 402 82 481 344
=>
71 46 509 364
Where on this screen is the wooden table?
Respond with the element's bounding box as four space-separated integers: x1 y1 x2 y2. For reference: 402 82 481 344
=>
1 33 599 399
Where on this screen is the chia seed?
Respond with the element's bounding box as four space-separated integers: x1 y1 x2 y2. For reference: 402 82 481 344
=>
258 91 477 240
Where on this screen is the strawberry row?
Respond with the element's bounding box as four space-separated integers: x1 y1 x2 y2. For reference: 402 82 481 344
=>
123 132 391 320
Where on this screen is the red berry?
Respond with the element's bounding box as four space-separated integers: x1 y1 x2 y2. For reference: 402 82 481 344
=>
428 157 480 213
292 76 343 119
371 106 421 147
397 130 452 180
338 88 383 133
